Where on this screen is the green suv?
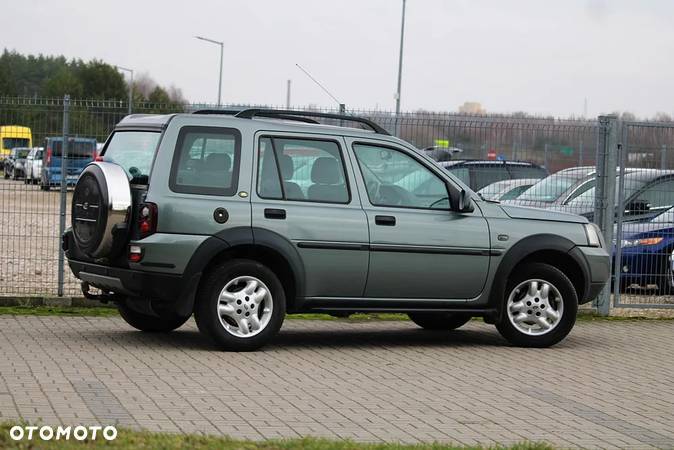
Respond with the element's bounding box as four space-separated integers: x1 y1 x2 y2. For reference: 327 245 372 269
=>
63 109 609 351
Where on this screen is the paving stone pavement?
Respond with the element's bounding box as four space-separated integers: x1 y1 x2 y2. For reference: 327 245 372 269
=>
0 316 673 449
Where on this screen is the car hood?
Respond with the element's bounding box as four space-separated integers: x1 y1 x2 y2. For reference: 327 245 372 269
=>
500 204 588 223
618 221 674 239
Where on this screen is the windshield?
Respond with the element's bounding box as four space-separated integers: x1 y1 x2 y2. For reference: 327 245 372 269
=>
567 179 648 208
16 149 30 158
517 174 581 203
3 138 29 149
102 131 161 180
652 207 674 223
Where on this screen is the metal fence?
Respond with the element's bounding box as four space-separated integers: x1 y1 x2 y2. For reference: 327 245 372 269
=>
0 96 672 311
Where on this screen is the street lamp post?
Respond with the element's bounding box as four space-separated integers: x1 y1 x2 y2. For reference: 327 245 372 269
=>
195 35 224 106
395 0 407 116
115 65 133 115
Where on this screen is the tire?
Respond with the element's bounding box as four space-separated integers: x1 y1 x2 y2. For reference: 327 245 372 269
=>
408 312 471 330
657 252 674 295
41 183 49 191
118 301 190 332
194 259 286 351
496 262 578 348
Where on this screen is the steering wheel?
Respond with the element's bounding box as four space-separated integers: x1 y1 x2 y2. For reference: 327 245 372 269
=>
378 185 415 206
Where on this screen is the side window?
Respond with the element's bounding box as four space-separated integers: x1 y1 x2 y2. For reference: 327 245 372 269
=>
170 126 241 196
353 143 450 210
637 180 674 208
256 137 349 204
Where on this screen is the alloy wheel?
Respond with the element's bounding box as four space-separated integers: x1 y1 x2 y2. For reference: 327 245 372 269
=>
216 276 273 338
506 279 564 336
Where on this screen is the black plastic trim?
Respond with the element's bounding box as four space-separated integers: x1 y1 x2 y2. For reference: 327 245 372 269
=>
297 242 368 251
235 109 390 135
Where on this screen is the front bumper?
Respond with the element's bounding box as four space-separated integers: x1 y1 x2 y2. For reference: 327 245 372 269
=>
573 245 610 303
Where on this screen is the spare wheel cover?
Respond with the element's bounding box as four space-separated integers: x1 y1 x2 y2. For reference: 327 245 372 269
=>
71 162 131 258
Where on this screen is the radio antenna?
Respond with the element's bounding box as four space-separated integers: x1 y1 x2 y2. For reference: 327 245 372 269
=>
295 63 343 107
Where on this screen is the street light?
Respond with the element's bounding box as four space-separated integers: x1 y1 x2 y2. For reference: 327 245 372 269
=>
115 65 133 115
395 0 407 116
195 35 224 106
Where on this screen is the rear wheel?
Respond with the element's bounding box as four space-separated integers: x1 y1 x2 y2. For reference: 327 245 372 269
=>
408 312 471 330
118 301 190 332
194 259 285 351
496 262 577 348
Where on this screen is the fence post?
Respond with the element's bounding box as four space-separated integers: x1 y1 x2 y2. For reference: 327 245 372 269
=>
594 115 620 316
57 95 70 297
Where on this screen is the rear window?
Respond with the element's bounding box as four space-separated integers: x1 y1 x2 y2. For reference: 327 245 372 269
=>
52 140 96 158
103 131 161 180
508 165 547 179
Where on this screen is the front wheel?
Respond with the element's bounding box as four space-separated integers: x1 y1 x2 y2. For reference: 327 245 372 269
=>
118 301 190 332
496 262 578 348
408 312 471 330
194 259 285 351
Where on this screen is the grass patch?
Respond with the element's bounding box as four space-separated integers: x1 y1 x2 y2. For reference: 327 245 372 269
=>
0 423 554 450
0 305 119 317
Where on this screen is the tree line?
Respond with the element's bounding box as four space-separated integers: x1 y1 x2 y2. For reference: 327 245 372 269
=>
0 49 184 105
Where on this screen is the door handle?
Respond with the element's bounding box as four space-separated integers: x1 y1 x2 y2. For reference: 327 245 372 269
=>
375 215 396 226
264 208 286 220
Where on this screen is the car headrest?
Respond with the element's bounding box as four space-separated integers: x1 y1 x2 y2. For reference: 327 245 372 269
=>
205 152 231 171
311 157 340 184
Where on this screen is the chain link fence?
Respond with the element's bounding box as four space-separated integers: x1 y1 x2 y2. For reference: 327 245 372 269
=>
0 96 672 311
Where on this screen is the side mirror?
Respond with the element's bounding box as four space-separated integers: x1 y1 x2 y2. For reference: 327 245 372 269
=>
625 199 650 215
451 187 474 213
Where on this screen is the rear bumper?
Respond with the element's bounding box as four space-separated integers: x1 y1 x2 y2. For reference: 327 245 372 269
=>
68 259 183 302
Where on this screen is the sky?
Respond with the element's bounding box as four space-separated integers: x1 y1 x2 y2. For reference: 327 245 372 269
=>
3 0 674 118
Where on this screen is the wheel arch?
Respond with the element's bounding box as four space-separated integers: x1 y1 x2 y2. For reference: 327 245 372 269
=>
488 234 589 322
176 227 305 317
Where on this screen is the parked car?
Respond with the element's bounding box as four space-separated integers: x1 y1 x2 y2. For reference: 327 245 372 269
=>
3 147 31 180
40 137 97 190
24 147 44 185
423 146 463 162
563 169 674 222
436 159 548 191
614 206 674 293
477 178 541 201
63 109 609 351
503 166 597 209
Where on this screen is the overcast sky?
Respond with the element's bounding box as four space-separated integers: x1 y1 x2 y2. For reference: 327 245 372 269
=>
4 0 674 118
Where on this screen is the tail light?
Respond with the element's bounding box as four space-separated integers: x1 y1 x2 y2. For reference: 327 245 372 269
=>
94 154 104 162
128 245 143 263
46 147 52 165
138 202 158 239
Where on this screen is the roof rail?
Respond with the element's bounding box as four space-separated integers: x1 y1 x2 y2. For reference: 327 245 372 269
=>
193 108 320 125
234 108 391 135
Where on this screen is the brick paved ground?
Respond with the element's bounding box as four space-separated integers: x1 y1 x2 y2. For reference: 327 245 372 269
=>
0 316 673 449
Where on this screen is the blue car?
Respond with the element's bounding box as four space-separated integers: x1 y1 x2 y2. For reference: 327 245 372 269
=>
615 207 674 293
40 136 97 190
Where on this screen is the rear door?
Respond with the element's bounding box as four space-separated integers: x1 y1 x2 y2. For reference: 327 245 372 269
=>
348 139 491 300
251 133 369 298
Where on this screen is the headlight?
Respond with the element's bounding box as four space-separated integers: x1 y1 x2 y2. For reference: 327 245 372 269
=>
584 223 603 247
621 237 664 248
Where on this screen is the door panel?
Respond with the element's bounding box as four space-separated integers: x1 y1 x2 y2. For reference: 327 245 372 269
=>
251 134 369 298
349 139 491 299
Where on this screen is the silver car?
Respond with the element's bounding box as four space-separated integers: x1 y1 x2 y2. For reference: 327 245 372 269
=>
478 178 541 201
24 147 43 185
